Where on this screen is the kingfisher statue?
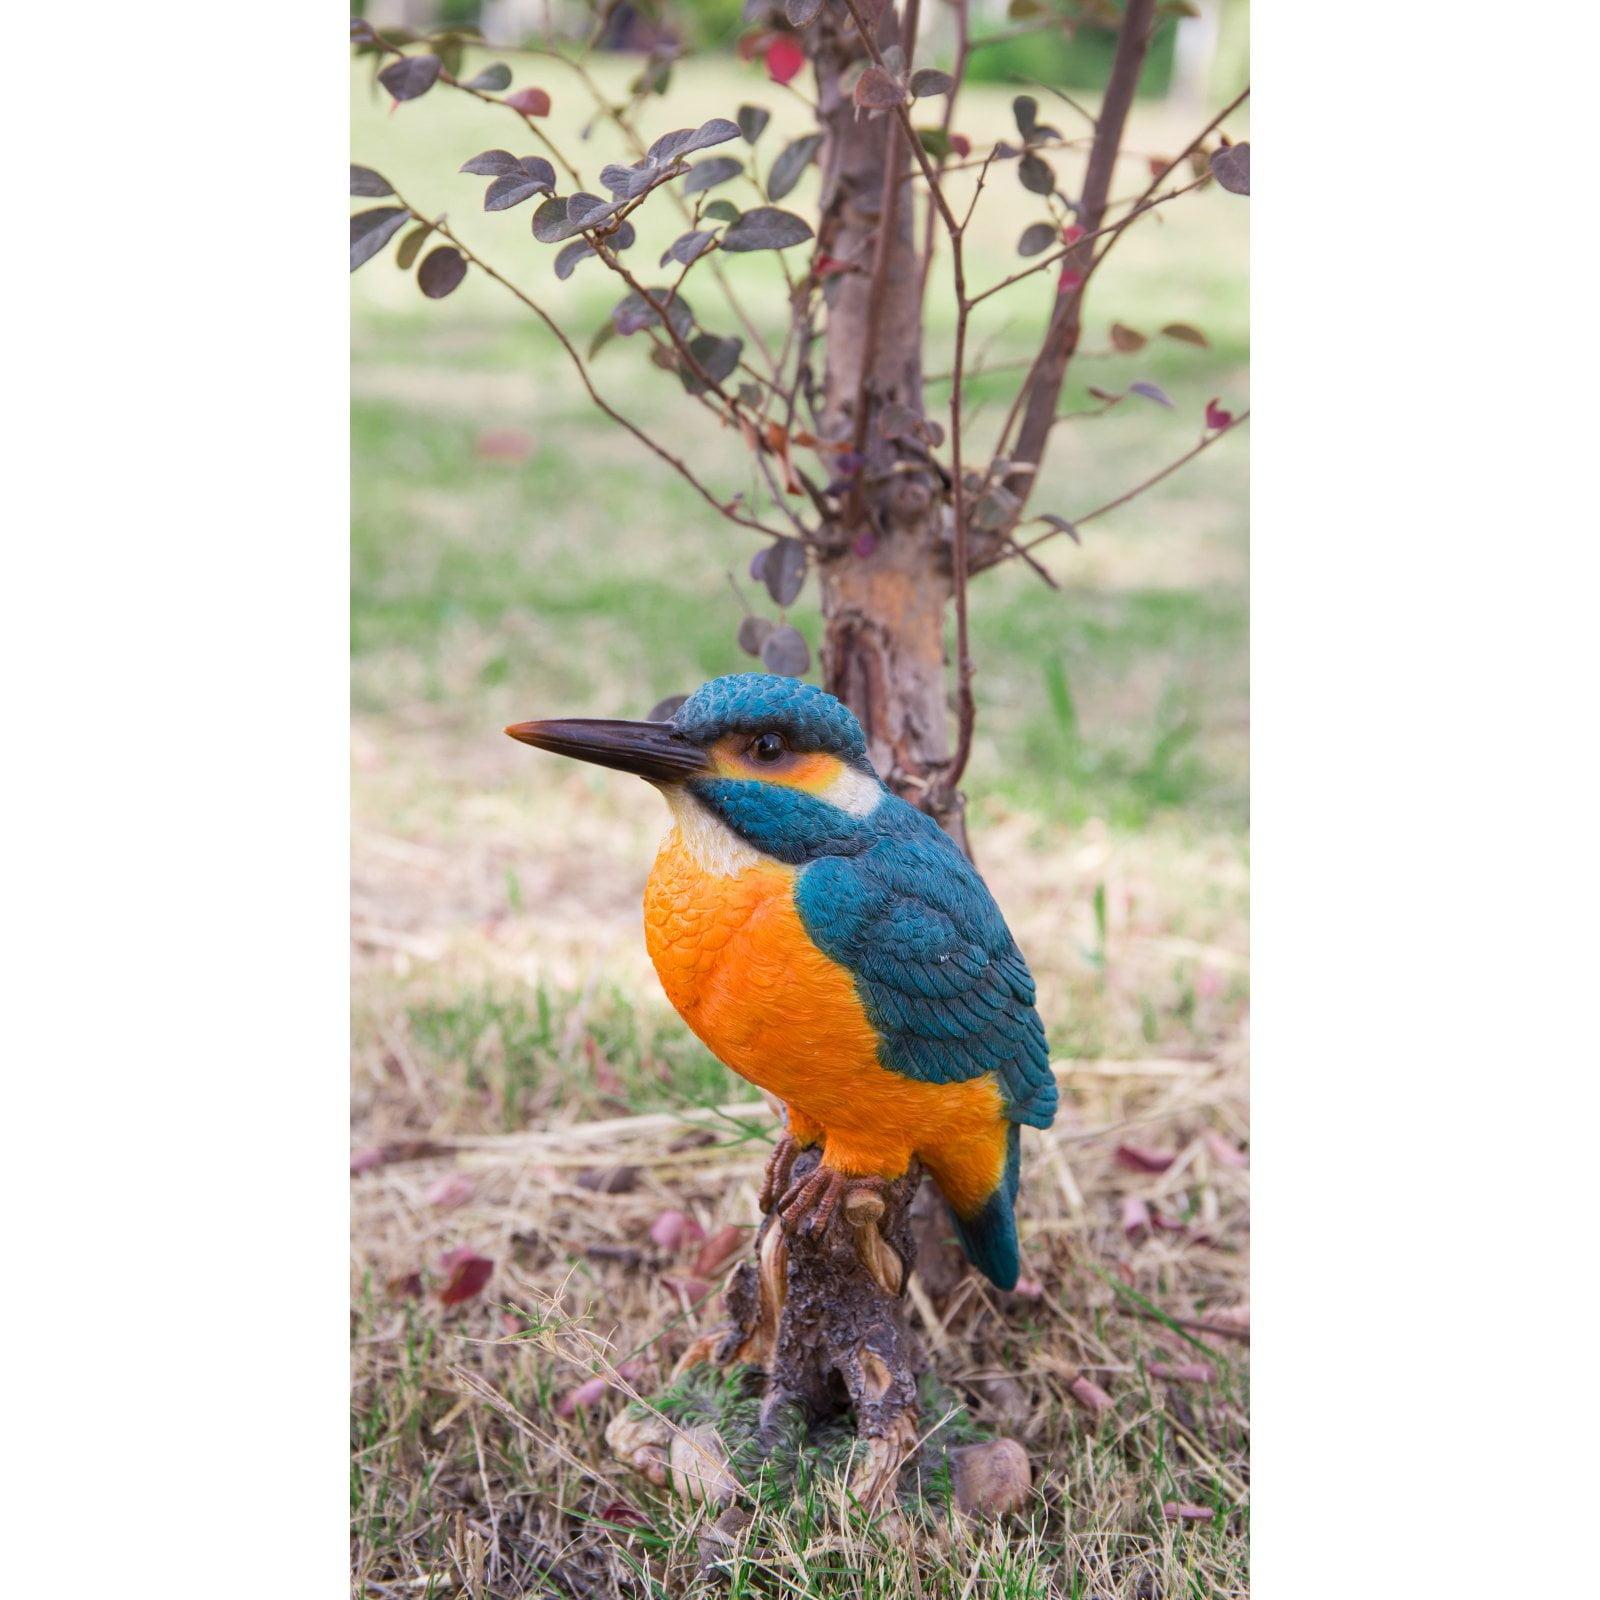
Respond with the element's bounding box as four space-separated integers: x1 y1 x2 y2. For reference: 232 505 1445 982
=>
506 674 1056 1290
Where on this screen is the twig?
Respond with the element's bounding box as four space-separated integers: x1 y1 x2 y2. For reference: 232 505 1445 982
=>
386 190 791 542
992 412 1251 567
997 0 1159 495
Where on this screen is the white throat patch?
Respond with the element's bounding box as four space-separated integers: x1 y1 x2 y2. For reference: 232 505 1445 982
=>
663 789 763 878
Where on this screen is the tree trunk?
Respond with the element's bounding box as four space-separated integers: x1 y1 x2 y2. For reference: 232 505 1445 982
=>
807 5 967 847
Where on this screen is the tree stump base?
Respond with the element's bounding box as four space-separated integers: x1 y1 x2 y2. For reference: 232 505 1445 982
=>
606 1147 1031 1522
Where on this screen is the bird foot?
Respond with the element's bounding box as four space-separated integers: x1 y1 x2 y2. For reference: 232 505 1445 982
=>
776 1165 893 1240
758 1133 808 1215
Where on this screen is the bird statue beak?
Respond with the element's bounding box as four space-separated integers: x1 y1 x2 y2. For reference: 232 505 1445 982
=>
504 717 710 783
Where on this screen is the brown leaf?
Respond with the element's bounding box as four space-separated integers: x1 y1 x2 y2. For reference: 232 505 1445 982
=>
691 1224 746 1279
437 1249 493 1305
1109 322 1147 353
505 86 552 118
853 65 905 111
1163 1502 1216 1523
1067 1373 1115 1414
387 1271 424 1300
1115 1144 1175 1174
1148 1361 1216 1384
577 1165 639 1194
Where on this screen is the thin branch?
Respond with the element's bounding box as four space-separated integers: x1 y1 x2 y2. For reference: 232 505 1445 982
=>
385 190 790 542
366 31 584 187
997 0 1159 492
988 411 1251 568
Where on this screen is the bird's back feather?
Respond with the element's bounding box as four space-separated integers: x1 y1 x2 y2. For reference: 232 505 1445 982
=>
794 795 1057 1131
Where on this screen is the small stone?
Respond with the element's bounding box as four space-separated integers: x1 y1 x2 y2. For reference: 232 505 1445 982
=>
949 1437 1031 1517
669 1424 739 1507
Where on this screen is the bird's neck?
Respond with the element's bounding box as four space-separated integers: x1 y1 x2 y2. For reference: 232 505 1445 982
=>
660 788 770 879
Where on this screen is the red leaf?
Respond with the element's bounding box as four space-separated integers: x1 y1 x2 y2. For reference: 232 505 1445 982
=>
437 1249 494 1304
1068 1374 1114 1414
648 1209 706 1252
766 36 805 85
1163 1502 1215 1523
1121 1195 1152 1238
556 1376 609 1417
948 133 971 158
1205 397 1235 431
1149 1361 1216 1384
505 86 551 117
426 1173 475 1209
599 1499 651 1527
691 1224 746 1279
1115 1144 1175 1174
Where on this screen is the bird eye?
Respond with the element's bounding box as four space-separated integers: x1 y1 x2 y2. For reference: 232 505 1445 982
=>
750 732 787 764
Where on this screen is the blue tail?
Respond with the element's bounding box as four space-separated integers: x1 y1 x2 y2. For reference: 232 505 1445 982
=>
948 1125 1022 1290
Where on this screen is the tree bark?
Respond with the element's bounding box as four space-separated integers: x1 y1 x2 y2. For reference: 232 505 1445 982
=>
807 6 966 846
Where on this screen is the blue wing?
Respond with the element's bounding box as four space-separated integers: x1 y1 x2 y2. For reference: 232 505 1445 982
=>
794 799 1057 1129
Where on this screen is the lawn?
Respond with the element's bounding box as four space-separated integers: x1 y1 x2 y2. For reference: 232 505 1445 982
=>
352 41 1249 1600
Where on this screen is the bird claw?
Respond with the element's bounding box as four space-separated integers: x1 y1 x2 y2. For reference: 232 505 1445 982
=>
776 1166 891 1240
758 1134 806 1215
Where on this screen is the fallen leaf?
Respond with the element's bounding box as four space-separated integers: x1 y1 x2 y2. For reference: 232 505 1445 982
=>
557 1376 609 1417
1163 1502 1216 1523
425 1173 475 1209
577 1165 639 1194
649 1209 706 1252
598 1499 651 1527
692 1224 746 1279
1115 1144 1176 1174
1068 1373 1114 1413
1148 1361 1216 1384
437 1249 493 1305
388 1271 424 1300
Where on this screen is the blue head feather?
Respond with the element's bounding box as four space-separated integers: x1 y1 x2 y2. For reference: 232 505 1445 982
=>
669 674 873 771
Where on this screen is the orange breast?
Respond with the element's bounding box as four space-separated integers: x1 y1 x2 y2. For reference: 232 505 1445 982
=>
642 829 1007 1206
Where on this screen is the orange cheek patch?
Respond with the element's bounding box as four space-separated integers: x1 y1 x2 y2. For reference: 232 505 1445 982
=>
708 737 843 795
